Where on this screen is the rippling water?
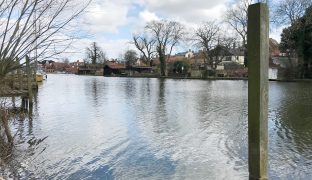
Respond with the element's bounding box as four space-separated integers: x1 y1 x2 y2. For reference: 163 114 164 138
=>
1 74 312 179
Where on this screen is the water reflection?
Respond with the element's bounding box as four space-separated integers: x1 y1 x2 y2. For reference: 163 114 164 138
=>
0 112 48 179
268 82 312 179
1 75 311 179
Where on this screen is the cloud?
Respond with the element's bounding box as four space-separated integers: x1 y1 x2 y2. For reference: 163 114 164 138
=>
100 39 136 59
142 0 228 22
81 0 229 35
82 0 132 33
139 10 159 22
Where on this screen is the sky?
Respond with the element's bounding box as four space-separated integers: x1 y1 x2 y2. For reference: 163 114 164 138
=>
68 0 284 61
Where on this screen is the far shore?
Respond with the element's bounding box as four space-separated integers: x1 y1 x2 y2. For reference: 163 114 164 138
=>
47 73 312 83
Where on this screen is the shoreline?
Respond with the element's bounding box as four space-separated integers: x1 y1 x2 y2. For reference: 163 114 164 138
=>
47 73 312 83
93 74 312 83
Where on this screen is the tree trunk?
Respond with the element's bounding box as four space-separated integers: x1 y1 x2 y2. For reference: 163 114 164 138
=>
1 110 13 145
149 60 153 67
159 57 166 76
158 47 166 76
243 41 248 67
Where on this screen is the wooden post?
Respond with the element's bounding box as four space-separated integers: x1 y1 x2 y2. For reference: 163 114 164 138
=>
22 97 25 109
26 55 33 110
21 97 27 110
247 3 269 180
17 67 22 90
12 96 16 108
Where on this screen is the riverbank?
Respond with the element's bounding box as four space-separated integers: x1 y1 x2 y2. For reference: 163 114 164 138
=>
104 75 248 80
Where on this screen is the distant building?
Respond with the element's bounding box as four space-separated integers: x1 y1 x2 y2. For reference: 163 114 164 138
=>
269 38 281 57
227 48 245 65
103 63 126 76
66 60 84 74
175 49 194 59
103 62 153 76
268 38 298 80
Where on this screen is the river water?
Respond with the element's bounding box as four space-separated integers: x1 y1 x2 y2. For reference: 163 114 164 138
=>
1 74 312 179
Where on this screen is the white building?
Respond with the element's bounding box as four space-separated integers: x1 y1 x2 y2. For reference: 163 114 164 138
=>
184 50 194 59
175 49 194 59
269 68 278 80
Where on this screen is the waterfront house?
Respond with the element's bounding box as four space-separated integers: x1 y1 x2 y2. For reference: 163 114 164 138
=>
66 60 84 74
103 63 154 76
103 63 126 76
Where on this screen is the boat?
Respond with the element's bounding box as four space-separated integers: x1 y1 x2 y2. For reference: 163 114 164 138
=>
36 73 43 82
36 68 47 82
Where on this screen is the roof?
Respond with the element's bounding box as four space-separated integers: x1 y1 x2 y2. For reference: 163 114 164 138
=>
105 63 126 69
175 50 193 56
228 48 245 56
131 66 153 69
269 38 280 57
175 52 188 56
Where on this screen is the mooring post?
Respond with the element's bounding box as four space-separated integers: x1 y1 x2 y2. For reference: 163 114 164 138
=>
22 97 28 110
26 55 33 110
17 65 22 90
12 96 16 108
247 3 269 180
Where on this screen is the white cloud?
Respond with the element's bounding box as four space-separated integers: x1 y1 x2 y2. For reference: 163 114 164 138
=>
139 10 159 22
130 10 160 34
142 0 228 22
82 1 132 33
100 39 136 59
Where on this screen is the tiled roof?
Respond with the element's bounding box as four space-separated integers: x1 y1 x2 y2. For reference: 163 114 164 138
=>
105 63 126 69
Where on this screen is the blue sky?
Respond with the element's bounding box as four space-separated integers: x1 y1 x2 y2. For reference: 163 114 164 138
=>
68 0 283 61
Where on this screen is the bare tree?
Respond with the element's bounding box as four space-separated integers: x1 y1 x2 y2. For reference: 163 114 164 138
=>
193 21 220 70
225 0 252 67
62 57 70 64
85 42 107 65
145 20 185 76
0 0 91 77
194 21 236 75
274 0 312 25
124 50 138 67
133 34 156 66
208 37 236 71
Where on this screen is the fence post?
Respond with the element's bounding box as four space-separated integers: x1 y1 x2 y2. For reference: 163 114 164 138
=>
247 3 269 180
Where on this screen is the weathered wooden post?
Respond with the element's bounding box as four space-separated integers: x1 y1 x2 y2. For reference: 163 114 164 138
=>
26 55 33 110
247 3 269 180
12 96 16 108
21 97 26 110
17 65 23 90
